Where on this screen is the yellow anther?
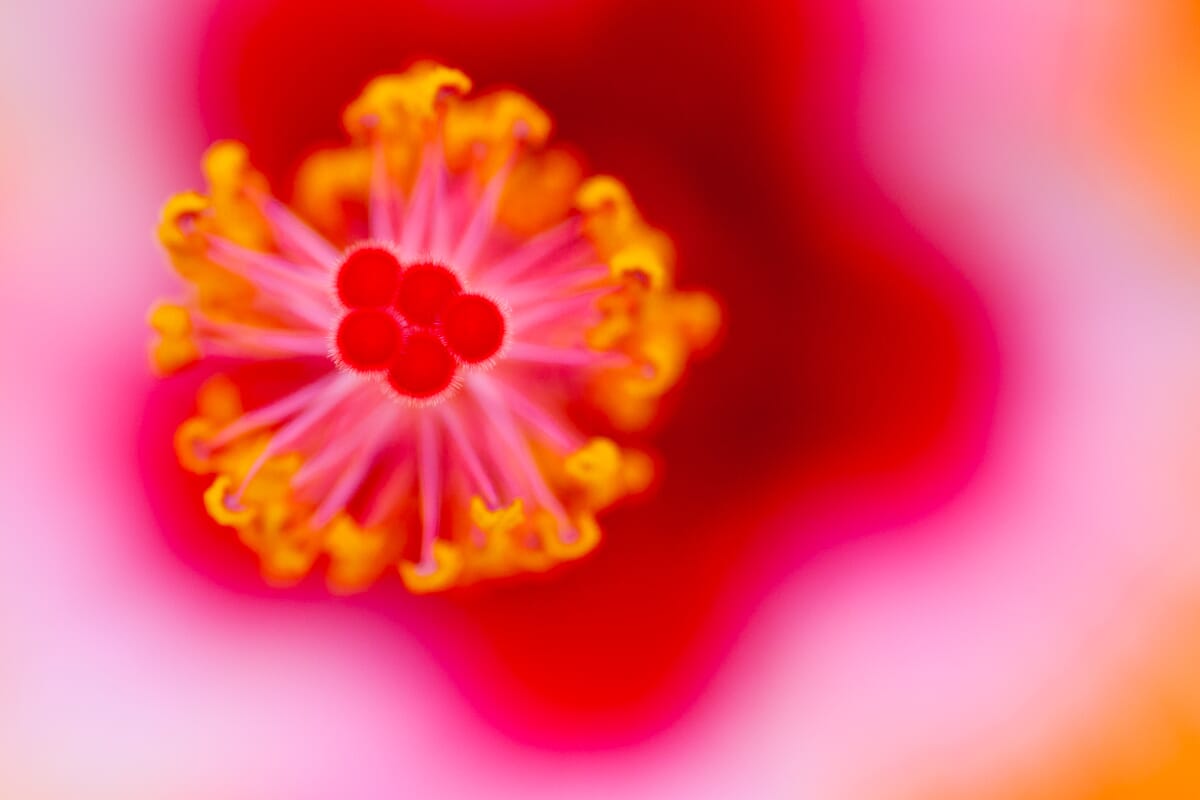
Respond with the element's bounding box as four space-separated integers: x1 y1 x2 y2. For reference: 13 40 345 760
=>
672 290 723 350
192 271 258 318
196 374 243 426
154 147 271 323
576 175 633 214
239 459 301 506
484 91 552 145
344 63 472 138
504 532 556 573
469 496 526 536
562 439 652 509
458 497 525 579
448 90 551 145
537 511 602 562
147 302 192 337
261 547 317 586
610 244 668 290
624 230 674 282
325 514 395 592
575 175 643 259
565 438 622 487
291 146 374 241
257 516 322 586
443 90 552 175
206 435 260 481
257 498 291 535
203 475 256 526
497 148 583 236
174 417 218 473
632 335 686 397
588 379 649 430
620 449 655 496
157 192 210 252
325 514 383 559
203 141 259 195
202 141 272 250
399 540 464 594
149 335 201 376
586 320 631 352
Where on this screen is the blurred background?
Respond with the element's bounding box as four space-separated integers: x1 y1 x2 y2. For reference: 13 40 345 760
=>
3 0 1200 797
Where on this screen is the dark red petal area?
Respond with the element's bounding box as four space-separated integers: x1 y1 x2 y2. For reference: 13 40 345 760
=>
394 262 461 326
442 294 506 364
387 331 458 399
335 309 401 371
336 246 401 308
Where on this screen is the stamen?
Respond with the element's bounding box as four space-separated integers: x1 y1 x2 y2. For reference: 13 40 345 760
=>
452 156 514 273
398 143 439 257
205 476 255 525
197 248 332 329
257 195 341 269
206 374 336 450
505 341 622 367
440 405 500 506
428 149 454 261
368 138 399 241
362 458 415 527
496 382 582 452
259 374 358 455
509 286 610 333
292 393 385 491
195 319 330 359
229 447 276 505
477 216 583 285
472 376 568 520
503 265 610 307
231 376 359 498
310 406 394 527
416 415 442 571
206 234 329 286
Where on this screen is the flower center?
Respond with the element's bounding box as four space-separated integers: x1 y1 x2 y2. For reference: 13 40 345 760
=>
331 246 508 401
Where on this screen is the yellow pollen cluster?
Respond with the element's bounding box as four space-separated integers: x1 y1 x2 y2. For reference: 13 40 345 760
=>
576 177 722 429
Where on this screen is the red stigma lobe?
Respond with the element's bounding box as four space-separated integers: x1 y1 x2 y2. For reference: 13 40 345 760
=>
442 294 506 363
336 246 401 308
388 330 458 399
335 309 401 371
395 262 462 326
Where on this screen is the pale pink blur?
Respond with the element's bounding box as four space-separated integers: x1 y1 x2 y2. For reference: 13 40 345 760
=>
4 1 1200 798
